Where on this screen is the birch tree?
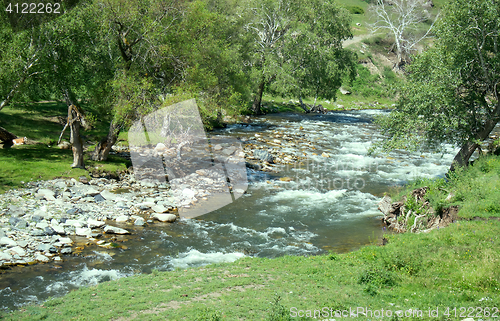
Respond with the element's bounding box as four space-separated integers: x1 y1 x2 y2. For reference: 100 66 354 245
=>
369 0 439 68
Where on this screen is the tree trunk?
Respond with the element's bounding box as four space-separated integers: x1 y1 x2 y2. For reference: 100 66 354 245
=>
299 96 310 113
62 89 86 169
0 126 17 143
68 104 85 169
92 120 121 161
450 103 500 171
0 75 27 112
252 79 265 115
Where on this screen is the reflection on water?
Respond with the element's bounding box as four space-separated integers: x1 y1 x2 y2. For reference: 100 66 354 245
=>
0 110 458 311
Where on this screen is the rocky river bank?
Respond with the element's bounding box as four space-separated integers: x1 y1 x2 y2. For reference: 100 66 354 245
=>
0 118 336 268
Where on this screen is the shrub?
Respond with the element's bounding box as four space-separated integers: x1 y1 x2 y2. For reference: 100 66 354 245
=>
347 5 365 14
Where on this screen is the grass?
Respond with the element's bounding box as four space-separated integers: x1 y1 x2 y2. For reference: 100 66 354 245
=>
0 101 131 193
390 155 500 221
1 156 500 320
0 145 130 193
1 220 498 320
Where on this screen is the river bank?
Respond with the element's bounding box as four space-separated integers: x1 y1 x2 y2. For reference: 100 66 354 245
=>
0 109 475 316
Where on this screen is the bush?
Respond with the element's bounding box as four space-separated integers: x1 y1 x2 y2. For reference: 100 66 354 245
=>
347 5 365 14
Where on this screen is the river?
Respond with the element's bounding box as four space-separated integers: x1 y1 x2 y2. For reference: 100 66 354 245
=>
0 109 458 311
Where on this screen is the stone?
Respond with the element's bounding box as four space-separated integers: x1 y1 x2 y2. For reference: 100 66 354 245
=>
100 190 117 201
94 194 105 203
253 150 274 163
66 208 81 215
7 205 23 217
155 143 166 151
182 188 196 199
0 237 17 247
104 225 130 235
79 176 89 184
321 152 330 158
66 220 85 228
30 229 47 236
35 254 50 263
134 217 145 226
87 219 105 228
32 214 44 222
0 251 13 261
53 256 62 261
58 237 73 245
8 246 26 257
44 227 57 236
76 228 92 237
151 205 169 213
115 215 129 223
38 244 57 253
17 240 29 248
60 248 72 254
51 225 66 235
37 188 56 201
9 217 28 228
151 213 177 223
36 221 49 229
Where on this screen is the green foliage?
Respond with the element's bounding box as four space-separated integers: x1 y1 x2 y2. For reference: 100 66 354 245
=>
373 0 500 164
344 64 398 99
266 295 292 321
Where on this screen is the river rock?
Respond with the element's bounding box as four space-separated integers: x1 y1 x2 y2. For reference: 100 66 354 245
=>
253 150 274 163
151 213 177 223
9 217 28 228
94 194 105 203
76 228 92 237
58 237 73 245
100 190 117 201
87 219 105 228
37 189 56 201
0 251 13 261
66 219 85 228
134 217 145 226
152 205 169 213
103 225 130 235
36 221 49 229
115 215 129 223
0 237 17 247
60 247 72 254
7 205 23 217
9 246 26 257
35 254 50 263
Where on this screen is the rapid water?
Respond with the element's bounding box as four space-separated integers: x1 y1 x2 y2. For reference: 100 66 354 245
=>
0 110 458 311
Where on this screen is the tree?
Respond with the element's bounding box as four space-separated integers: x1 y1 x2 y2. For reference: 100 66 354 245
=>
244 0 355 114
0 13 47 111
369 0 438 69
90 0 182 161
270 0 356 111
373 0 500 171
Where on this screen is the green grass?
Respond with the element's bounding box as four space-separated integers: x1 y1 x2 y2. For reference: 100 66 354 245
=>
391 155 500 221
0 101 111 145
0 145 130 193
2 156 500 320
2 219 498 320
0 101 130 193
